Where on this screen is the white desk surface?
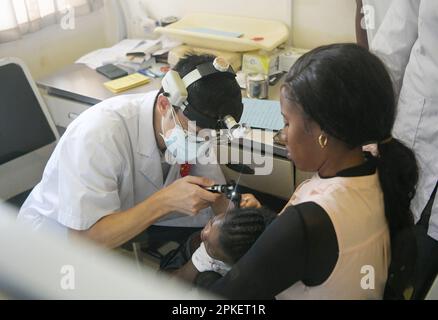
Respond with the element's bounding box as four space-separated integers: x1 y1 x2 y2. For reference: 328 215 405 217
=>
37 63 162 105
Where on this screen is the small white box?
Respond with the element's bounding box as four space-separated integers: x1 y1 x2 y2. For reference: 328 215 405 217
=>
279 47 309 73
242 50 281 76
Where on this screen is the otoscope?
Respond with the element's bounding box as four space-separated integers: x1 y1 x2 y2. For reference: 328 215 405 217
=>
205 181 242 208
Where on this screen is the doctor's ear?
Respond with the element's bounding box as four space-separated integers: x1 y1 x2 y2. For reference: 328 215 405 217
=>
157 93 172 116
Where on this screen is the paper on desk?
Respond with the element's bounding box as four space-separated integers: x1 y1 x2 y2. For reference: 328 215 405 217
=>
153 36 182 56
76 39 160 69
240 98 284 131
126 40 162 56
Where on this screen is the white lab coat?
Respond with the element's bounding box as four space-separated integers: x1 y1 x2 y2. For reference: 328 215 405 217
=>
17 91 226 236
362 0 394 44
371 0 438 240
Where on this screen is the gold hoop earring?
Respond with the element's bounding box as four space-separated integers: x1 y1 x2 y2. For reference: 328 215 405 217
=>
318 134 328 149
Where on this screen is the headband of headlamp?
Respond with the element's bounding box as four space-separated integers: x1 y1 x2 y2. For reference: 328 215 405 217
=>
161 57 241 129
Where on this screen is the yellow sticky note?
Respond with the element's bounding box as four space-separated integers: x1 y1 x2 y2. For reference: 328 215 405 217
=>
104 73 150 93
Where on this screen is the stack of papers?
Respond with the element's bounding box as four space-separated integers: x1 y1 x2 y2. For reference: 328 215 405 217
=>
104 73 151 93
76 37 181 71
126 41 161 57
240 98 284 131
76 39 148 69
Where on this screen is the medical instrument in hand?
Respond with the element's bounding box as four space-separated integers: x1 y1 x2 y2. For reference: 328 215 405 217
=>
205 182 242 208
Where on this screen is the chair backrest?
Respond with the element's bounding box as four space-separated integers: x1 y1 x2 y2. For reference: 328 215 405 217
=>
0 57 59 201
383 227 417 300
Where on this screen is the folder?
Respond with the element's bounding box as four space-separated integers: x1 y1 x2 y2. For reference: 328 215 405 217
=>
104 73 150 93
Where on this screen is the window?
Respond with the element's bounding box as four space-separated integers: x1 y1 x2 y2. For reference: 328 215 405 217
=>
0 0 103 43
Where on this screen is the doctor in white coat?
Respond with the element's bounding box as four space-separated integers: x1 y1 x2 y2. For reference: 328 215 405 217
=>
362 0 438 298
17 55 244 249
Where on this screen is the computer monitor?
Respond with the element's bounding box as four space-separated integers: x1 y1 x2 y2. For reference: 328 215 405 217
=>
0 58 59 201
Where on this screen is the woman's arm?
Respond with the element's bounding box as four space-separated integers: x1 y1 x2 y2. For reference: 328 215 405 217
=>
171 260 199 284
210 203 338 299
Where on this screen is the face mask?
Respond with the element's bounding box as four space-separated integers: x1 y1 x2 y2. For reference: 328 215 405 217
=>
161 108 210 164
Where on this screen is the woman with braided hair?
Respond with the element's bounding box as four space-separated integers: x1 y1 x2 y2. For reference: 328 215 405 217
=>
171 207 276 285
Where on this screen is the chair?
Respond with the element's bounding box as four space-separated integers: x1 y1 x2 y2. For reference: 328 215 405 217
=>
0 57 59 205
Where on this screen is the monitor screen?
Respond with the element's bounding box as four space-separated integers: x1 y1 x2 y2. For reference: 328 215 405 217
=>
0 63 56 165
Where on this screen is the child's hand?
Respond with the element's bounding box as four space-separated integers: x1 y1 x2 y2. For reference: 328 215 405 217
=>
240 194 262 209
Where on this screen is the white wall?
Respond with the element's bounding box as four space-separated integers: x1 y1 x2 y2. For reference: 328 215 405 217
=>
124 0 358 49
292 0 357 49
141 0 293 27
0 10 107 79
0 0 360 79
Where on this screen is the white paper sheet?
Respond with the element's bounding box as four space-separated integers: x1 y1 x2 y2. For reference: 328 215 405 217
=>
76 39 161 69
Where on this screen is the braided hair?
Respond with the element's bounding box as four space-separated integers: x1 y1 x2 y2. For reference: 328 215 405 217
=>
218 207 276 264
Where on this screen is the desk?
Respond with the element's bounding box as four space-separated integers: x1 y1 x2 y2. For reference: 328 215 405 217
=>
38 64 162 105
38 63 299 199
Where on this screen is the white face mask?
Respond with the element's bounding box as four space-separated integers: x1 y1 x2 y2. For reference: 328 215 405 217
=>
161 108 210 164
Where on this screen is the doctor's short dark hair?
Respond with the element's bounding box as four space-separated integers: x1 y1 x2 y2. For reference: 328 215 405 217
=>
170 54 243 128
282 43 418 242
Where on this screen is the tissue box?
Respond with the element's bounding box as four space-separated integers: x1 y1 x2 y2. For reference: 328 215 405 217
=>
242 50 281 76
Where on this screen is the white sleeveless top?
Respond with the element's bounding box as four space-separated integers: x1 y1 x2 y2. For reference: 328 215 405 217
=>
277 172 391 300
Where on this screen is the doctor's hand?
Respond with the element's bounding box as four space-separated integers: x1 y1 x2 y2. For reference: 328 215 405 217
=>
239 194 262 209
159 176 222 215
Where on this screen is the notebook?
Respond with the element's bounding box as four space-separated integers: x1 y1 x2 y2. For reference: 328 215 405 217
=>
96 64 128 80
104 73 150 93
240 98 284 131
